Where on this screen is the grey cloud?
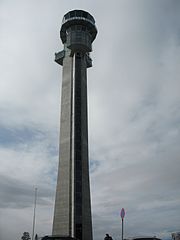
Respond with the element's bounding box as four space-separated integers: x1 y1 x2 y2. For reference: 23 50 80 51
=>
0 175 55 209
0 126 46 146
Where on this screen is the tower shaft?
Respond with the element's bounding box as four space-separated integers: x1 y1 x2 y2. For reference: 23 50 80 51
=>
53 52 92 240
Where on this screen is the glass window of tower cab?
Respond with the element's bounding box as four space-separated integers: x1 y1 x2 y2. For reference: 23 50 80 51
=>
60 10 97 53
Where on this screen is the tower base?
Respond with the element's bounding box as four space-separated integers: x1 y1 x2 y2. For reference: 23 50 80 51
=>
41 236 77 240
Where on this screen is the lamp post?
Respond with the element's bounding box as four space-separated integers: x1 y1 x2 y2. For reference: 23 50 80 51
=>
32 187 37 240
120 208 125 240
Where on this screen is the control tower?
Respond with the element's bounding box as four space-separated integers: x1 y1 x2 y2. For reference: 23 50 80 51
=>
52 10 97 240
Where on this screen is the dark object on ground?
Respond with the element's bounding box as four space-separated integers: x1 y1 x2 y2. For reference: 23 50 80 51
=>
104 233 113 240
124 237 161 240
21 232 31 240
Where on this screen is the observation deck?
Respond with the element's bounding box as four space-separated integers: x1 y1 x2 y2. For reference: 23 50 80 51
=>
60 10 97 52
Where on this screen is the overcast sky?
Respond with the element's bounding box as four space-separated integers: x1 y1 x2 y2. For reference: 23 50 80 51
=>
0 0 180 240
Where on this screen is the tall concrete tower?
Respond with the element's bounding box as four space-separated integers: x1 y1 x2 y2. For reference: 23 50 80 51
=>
52 10 97 240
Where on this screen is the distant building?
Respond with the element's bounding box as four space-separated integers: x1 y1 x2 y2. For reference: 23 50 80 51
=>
172 232 180 240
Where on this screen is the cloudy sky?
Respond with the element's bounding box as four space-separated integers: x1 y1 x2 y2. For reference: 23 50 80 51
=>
0 0 180 240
